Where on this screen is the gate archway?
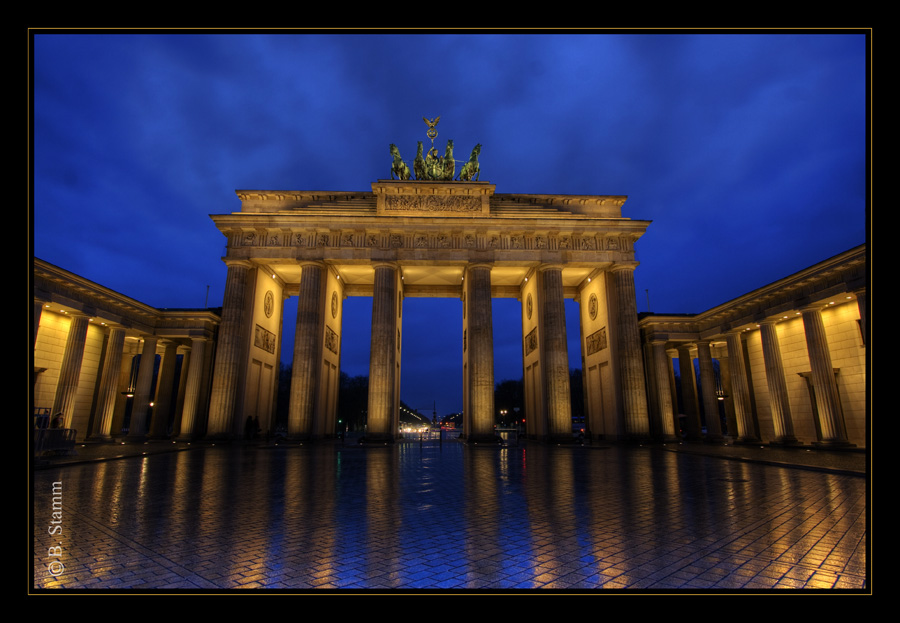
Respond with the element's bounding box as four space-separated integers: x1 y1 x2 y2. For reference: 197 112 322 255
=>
206 179 652 443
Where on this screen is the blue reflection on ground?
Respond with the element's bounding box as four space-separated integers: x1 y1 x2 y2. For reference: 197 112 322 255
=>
32 439 866 591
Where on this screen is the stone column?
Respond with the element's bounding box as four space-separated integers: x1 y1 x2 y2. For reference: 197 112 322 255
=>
759 319 798 444
206 260 252 439
855 290 867 344
466 264 496 443
666 349 680 435
650 340 678 441
33 299 44 347
175 338 206 440
125 336 158 442
149 339 178 439
92 326 126 441
724 330 759 443
51 314 90 430
366 263 400 443
696 340 723 441
289 262 327 441
677 344 703 442
714 343 738 438
801 305 850 445
611 264 650 439
538 265 572 442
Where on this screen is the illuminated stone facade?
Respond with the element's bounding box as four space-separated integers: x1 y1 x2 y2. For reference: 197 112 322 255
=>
638 245 867 448
33 259 220 441
208 180 652 443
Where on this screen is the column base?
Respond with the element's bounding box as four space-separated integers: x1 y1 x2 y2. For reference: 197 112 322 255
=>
813 440 857 449
86 434 117 443
768 437 802 446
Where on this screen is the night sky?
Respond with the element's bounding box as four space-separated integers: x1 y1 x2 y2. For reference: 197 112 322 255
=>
32 32 868 416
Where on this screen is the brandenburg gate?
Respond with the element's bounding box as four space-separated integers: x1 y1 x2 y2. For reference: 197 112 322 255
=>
205 139 652 444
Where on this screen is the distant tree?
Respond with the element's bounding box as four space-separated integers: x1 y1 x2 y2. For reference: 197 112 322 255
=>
494 378 524 425
274 362 292 430
339 373 369 432
569 368 584 421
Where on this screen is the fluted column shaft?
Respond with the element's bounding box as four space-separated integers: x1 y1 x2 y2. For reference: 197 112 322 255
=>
467 264 496 441
207 260 252 438
34 299 44 347
289 262 327 440
611 265 650 438
51 314 90 429
176 338 206 440
855 290 867 343
150 340 178 438
93 326 126 440
126 336 158 441
367 263 399 442
677 345 703 441
651 341 677 440
696 340 723 440
801 306 849 444
759 320 797 443
724 331 759 442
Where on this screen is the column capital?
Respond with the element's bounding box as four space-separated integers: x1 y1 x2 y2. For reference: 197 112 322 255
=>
609 261 639 273
799 301 828 313
537 263 565 273
222 258 253 269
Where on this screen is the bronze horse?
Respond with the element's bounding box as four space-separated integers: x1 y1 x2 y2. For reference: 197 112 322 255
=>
441 140 455 181
459 144 481 181
390 144 411 181
414 141 426 180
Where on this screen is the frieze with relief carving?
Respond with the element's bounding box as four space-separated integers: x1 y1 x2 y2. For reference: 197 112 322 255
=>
586 327 608 356
524 327 538 356
241 226 631 256
254 324 277 354
384 194 482 213
324 326 339 354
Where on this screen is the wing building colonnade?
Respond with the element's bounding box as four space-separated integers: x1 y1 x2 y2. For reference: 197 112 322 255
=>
638 245 866 448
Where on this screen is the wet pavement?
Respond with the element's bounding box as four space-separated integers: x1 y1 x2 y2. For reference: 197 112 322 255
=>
31 436 868 593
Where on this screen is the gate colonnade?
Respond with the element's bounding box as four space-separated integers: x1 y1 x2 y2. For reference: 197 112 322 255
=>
206 179 653 443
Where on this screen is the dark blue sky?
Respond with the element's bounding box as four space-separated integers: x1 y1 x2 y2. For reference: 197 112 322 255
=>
32 32 868 416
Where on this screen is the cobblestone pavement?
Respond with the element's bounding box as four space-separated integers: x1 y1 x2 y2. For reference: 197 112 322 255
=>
31 438 868 593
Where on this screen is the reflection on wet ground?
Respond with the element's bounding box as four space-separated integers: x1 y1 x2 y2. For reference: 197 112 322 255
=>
32 440 867 591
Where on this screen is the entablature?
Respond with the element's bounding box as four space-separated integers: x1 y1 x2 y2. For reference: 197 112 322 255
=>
34 258 221 342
